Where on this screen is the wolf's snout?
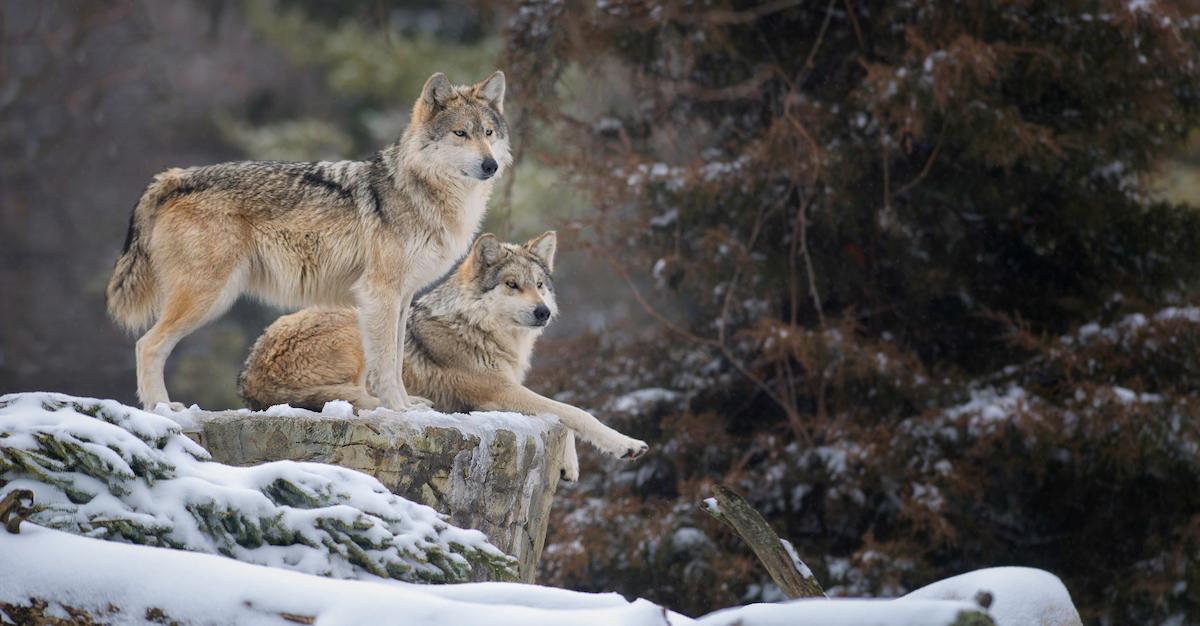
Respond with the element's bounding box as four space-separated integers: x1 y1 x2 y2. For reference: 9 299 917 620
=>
480 157 498 178
533 304 551 325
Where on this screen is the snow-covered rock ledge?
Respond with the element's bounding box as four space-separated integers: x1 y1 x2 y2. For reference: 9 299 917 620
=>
173 400 570 582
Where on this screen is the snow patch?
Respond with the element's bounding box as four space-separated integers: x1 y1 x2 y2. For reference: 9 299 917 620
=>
321 399 357 418
610 388 682 414
904 567 1082 626
780 538 815 579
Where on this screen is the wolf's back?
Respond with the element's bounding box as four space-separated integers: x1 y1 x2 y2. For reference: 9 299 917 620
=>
105 168 186 331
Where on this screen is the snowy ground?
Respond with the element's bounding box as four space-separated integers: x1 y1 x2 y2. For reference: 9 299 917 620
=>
0 522 1016 626
0 392 1082 625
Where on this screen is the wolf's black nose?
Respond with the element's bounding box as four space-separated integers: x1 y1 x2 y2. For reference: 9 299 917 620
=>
481 157 498 178
534 304 551 323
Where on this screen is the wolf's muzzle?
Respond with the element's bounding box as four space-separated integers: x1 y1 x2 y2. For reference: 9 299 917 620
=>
480 157 498 179
532 304 551 326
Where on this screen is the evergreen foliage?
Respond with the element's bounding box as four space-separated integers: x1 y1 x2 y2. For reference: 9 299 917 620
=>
501 2 1200 622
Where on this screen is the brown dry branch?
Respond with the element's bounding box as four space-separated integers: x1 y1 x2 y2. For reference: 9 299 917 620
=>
894 122 948 198
702 484 826 599
0 489 34 534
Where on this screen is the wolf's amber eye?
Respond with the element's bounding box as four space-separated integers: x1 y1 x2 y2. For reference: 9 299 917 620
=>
485 129 493 136
453 130 466 137
505 279 519 289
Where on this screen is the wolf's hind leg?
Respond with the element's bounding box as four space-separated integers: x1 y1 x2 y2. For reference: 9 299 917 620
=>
136 277 241 411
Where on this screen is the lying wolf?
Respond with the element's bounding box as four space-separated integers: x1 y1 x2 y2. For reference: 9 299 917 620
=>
107 71 509 411
238 233 649 478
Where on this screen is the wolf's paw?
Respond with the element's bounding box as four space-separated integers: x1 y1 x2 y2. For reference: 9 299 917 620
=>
152 401 188 413
596 434 648 460
375 390 431 412
621 440 649 460
399 394 433 410
559 429 580 483
354 394 382 412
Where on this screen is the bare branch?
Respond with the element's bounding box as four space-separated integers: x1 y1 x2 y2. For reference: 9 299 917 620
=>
797 195 825 328
702 484 826 599
800 0 838 78
895 122 948 198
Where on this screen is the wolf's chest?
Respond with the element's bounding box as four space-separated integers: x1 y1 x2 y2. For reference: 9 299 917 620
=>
444 185 491 257
410 183 493 286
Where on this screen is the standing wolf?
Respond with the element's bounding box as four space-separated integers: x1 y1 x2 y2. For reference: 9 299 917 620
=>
106 71 509 411
238 233 649 476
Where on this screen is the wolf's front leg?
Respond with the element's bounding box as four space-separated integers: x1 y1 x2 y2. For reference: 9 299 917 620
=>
560 429 579 482
393 292 431 408
484 385 648 460
355 276 418 410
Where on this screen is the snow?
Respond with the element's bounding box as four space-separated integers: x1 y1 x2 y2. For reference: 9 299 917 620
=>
1111 386 1162 404
699 157 748 181
780 538 816 579
811 441 863 478
941 385 1030 434
619 157 747 191
0 523 1016 626
623 162 686 190
653 257 670 282
0 524 668 626
1066 306 1200 347
904 567 1083 626
164 400 560 449
671 527 713 551
650 208 679 228
0 392 514 583
910 483 945 512
610 387 682 414
1155 306 1200 322
321 399 356 418
696 598 981 626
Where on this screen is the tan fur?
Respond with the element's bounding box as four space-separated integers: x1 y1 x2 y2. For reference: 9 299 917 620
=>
106 71 511 411
239 233 649 476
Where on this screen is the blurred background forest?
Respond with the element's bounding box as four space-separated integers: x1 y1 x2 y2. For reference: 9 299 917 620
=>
3 1 1200 623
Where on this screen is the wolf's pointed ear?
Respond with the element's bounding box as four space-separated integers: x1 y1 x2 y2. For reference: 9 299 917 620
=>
415 72 456 120
524 230 557 272
473 70 505 114
472 233 505 267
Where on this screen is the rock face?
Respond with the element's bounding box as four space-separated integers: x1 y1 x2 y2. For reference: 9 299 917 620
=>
184 406 568 583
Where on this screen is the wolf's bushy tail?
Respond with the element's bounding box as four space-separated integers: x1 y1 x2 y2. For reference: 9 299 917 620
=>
106 168 185 332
